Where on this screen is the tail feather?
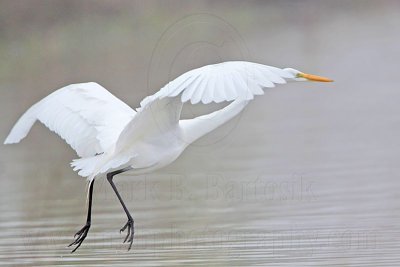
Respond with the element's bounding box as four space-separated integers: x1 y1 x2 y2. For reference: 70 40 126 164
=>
71 155 103 178
71 152 137 179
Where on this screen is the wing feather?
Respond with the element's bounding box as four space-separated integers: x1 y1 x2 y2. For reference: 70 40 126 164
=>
213 74 226 103
182 75 204 103
202 74 216 104
138 61 295 109
4 82 136 157
190 75 209 104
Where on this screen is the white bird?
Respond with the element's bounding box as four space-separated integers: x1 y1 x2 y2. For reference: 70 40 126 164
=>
4 61 332 252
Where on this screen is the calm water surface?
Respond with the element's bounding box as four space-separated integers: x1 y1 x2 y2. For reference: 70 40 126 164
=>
2 88 400 265
1 1 400 266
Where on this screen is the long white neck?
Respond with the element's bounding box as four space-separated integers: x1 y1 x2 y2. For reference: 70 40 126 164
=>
179 99 249 145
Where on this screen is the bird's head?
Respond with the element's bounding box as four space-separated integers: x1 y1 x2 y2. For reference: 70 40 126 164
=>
284 68 333 82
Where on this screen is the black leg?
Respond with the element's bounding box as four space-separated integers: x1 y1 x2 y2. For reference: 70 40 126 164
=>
68 179 95 253
106 167 134 250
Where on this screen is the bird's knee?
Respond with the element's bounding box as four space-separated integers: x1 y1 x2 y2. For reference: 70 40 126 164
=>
106 173 113 182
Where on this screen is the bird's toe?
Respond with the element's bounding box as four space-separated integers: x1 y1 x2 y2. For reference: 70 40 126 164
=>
120 219 134 250
68 223 91 253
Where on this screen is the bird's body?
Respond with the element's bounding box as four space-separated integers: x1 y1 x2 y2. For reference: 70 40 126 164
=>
4 61 332 252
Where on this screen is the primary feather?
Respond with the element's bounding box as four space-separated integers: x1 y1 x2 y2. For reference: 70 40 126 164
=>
138 61 295 107
4 82 136 157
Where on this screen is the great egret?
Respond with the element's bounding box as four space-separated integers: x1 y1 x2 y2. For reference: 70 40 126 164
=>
4 61 332 252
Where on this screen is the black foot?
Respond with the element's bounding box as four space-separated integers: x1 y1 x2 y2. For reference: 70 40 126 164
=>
120 218 134 250
68 223 90 253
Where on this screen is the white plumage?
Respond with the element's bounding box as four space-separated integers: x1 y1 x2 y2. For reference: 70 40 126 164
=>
4 61 332 252
4 82 136 157
4 61 330 180
139 61 292 107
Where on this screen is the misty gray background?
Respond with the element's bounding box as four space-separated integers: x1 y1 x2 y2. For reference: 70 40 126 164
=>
1 1 400 266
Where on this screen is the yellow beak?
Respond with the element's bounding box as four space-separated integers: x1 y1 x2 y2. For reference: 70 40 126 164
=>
297 72 333 82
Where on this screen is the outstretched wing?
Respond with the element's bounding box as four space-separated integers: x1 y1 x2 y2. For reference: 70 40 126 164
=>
133 61 296 143
113 61 295 166
70 62 297 177
138 61 296 108
4 82 136 157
